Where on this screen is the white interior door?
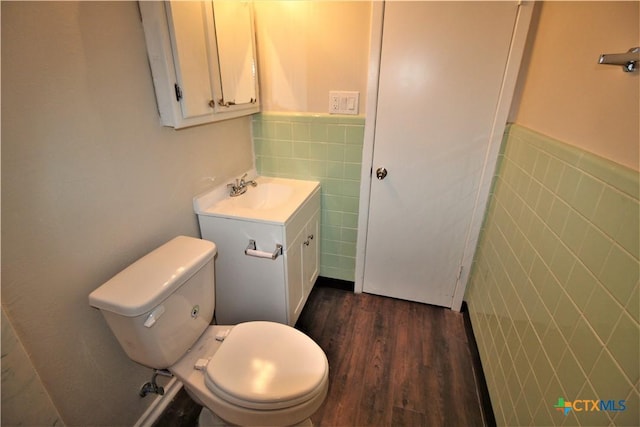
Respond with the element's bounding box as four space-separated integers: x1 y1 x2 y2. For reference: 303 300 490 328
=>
362 2 521 307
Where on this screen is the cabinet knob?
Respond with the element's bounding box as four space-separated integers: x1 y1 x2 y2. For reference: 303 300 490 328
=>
304 235 314 246
208 100 215 108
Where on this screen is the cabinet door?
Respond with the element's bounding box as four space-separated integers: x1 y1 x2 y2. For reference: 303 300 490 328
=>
287 230 305 326
211 1 259 108
165 1 217 120
302 210 320 296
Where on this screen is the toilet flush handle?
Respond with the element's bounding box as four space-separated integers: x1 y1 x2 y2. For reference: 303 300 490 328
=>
144 305 166 328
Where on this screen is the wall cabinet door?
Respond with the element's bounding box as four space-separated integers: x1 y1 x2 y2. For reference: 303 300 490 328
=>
211 1 259 108
140 1 259 129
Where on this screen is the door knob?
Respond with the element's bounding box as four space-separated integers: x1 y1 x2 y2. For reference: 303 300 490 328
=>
376 167 388 180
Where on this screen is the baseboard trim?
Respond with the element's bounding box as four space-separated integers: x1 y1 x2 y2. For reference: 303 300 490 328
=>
461 301 496 427
134 377 183 427
315 276 355 292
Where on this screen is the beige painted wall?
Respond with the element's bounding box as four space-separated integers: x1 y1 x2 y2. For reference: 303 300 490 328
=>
511 1 639 171
1 2 253 425
254 1 371 113
1 308 63 426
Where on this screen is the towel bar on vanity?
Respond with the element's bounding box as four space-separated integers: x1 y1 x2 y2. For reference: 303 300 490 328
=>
598 47 639 72
245 240 283 260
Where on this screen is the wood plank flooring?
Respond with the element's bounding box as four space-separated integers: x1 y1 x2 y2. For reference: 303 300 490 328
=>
296 287 485 427
155 286 487 427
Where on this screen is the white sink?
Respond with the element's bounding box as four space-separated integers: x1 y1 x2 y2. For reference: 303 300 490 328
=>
226 182 294 210
194 175 320 224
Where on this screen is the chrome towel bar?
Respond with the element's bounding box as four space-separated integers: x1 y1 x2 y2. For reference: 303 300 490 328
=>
245 239 283 260
598 47 639 72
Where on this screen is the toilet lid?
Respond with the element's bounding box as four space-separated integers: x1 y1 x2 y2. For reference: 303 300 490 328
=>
205 321 328 410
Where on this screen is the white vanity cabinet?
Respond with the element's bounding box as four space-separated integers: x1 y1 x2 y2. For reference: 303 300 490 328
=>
197 185 320 326
139 1 259 129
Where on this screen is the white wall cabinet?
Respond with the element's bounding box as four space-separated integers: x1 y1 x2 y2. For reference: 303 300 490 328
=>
139 1 259 129
198 189 320 326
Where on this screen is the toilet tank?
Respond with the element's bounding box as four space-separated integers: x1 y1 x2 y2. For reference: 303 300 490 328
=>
89 236 217 369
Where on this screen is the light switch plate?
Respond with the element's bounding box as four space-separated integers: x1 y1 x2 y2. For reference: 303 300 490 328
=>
329 91 359 115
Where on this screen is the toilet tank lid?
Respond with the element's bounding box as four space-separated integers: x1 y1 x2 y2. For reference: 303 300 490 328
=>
89 236 216 317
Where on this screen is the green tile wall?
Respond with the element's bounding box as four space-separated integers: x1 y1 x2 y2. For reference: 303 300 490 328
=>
252 112 365 281
466 124 639 426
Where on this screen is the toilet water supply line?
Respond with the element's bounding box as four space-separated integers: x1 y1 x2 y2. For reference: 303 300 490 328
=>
140 369 173 397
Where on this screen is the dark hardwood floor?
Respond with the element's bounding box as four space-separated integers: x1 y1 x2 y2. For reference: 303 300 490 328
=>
155 286 488 427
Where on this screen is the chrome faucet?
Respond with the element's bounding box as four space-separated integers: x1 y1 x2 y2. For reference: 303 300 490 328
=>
227 173 257 197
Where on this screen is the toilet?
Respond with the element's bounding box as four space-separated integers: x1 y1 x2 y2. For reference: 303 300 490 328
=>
88 236 329 426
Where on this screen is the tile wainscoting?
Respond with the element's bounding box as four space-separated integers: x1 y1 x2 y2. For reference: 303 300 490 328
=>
252 113 365 282
466 124 639 426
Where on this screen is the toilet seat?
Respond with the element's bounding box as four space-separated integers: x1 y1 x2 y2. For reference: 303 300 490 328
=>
204 321 329 410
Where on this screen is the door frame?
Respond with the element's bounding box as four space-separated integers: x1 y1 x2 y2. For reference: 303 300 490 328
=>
355 1 534 311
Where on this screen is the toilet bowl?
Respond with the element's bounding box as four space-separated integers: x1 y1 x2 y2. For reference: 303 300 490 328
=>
88 236 328 426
